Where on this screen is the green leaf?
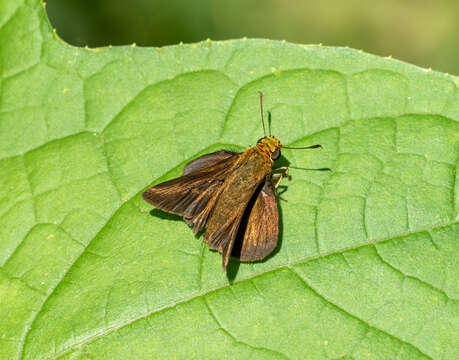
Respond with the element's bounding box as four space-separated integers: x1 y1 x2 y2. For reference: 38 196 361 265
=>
1 1 458 359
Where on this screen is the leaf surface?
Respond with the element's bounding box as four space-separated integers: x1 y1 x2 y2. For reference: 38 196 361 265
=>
0 1 458 359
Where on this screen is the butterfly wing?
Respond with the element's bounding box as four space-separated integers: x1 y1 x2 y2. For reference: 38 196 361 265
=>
237 180 279 262
142 151 241 233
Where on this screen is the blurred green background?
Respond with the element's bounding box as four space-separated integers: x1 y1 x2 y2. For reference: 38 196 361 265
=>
46 0 459 75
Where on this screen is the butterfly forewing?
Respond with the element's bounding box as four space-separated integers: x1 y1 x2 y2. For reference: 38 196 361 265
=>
142 151 241 233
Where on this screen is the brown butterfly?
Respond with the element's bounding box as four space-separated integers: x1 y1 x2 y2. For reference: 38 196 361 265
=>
142 92 321 269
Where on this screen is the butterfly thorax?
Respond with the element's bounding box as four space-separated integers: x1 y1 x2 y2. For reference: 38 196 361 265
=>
255 136 282 161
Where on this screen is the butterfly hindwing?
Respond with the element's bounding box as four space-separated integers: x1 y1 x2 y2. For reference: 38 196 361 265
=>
182 150 237 175
237 180 279 262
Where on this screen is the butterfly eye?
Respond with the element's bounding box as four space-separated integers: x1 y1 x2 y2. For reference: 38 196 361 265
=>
272 149 281 160
257 137 264 144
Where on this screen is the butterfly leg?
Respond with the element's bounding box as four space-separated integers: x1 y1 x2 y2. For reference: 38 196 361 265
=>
271 173 283 189
270 173 288 202
271 166 290 201
272 166 291 183
273 166 288 175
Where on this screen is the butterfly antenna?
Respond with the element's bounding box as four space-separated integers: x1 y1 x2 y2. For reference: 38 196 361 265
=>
283 144 322 150
268 111 272 136
259 91 267 137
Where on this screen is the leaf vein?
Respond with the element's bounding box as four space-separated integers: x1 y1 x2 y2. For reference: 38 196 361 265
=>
287 267 434 360
373 244 457 302
203 297 292 360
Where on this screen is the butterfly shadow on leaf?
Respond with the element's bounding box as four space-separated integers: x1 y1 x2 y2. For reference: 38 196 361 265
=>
149 208 182 222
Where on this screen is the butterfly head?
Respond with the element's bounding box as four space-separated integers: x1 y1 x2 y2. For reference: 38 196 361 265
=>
257 136 282 160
